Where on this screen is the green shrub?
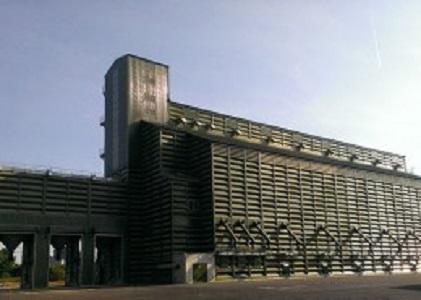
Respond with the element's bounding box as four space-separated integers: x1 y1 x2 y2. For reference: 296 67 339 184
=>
49 265 65 281
0 249 19 278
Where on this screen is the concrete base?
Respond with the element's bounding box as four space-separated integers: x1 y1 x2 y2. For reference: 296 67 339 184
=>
173 253 215 284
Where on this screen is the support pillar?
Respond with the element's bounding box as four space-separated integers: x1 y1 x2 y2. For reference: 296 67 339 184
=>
81 233 95 285
65 237 80 287
110 238 122 284
33 230 50 289
96 236 122 285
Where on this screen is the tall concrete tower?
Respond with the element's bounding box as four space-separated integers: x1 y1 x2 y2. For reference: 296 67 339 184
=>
103 54 169 176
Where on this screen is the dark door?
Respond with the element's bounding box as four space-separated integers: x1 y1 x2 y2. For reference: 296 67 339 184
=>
193 263 207 282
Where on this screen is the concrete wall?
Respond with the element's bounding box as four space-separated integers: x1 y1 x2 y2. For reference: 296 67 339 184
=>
104 54 169 177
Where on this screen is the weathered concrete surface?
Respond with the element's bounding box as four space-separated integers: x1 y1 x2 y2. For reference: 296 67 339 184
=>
3 274 421 300
173 252 215 284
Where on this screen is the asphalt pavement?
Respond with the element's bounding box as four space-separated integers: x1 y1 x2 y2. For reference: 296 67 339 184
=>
2 273 421 300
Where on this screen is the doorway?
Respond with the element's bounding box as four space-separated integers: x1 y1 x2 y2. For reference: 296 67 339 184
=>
193 263 207 283
0 234 33 289
49 235 81 287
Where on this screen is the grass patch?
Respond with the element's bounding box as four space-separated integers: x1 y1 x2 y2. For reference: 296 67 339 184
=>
0 277 20 283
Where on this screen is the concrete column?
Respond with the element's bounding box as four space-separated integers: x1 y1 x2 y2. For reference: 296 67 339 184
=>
96 236 123 285
33 231 50 288
65 237 80 287
81 233 95 285
96 238 112 284
110 238 122 283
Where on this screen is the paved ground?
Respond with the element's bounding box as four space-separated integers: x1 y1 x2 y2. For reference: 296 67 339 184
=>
2 273 421 300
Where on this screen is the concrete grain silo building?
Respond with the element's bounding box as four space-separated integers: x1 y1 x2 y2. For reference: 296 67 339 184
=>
0 54 420 288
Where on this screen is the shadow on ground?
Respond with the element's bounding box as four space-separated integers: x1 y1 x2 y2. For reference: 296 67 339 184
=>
393 284 421 292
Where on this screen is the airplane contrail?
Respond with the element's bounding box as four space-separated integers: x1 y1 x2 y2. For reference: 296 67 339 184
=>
372 28 382 69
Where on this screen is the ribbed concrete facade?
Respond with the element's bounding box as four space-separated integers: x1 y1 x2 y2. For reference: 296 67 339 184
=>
0 54 420 288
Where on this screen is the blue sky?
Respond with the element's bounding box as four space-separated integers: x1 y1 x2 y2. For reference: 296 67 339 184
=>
0 1 420 175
